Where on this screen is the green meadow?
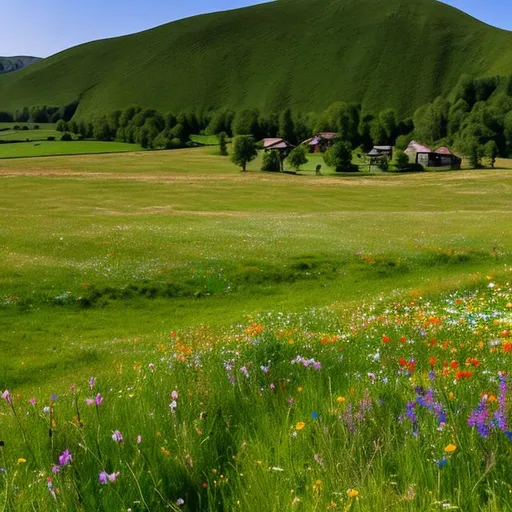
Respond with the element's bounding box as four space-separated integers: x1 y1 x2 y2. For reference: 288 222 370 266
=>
1 148 511 510
0 140 142 159
1 147 510 391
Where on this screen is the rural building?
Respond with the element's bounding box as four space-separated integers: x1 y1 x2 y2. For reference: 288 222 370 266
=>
372 145 393 158
302 132 339 153
367 145 393 164
263 138 294 153
405 141 461 169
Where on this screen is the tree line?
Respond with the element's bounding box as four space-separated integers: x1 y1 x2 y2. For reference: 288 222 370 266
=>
3 73 512 168
0 102 78 124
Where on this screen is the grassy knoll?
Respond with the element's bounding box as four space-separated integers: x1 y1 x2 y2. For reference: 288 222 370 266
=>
1 0 512 117
0 140 142 159
1 148 511 510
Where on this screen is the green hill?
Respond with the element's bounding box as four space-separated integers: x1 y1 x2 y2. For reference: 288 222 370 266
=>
0 56 41 75
1 0 511 118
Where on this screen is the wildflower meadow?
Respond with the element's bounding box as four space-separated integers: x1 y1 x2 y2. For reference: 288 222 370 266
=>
2 282 511 511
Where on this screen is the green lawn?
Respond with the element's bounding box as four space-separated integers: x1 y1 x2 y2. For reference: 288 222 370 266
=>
0 147 510 393
0 140 142 159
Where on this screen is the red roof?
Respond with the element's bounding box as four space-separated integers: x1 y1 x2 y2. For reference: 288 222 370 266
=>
263 138 293 149
435 147 453 155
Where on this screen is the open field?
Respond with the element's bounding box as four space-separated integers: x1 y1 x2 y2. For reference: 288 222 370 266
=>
1 148 511 510
0 147 510 392
0 129 63 142
0 140 142 159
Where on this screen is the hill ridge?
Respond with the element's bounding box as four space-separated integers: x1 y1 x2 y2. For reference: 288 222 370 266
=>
0 0 511 117
0 56 41 75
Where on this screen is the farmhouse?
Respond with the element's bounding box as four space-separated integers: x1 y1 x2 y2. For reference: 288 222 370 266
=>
367 145 393 163
302 132 339 153
263 138 294 153
405 141 462 169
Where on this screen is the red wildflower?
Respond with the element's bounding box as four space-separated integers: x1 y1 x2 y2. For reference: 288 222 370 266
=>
398 358 407 366
382 335 390 344
429 357 436 366
503 342 512 353
450 361 459 369
455 371 472 380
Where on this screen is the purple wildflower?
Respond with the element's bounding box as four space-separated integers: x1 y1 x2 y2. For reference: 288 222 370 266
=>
99 471 120 484
89 377 96 390
2 390 12 405
28 398 37 406
240 366 249 378
468 396 490 438
58 450 72 467
494 373 508 432
51 465 60 474
95 394 103 406
111 430 123 443
171 390 179 400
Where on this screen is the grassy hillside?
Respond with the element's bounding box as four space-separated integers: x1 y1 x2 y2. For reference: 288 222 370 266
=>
0 56 40 74
0 0 511 118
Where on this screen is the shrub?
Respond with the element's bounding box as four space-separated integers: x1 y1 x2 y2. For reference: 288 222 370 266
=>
60 133 73 141
261 151 281 172
56 119 68 132
377 157 389 171
324 140 353 172
287 145 308 172
218 131 228 156
47 136 56 141
394 149 409 170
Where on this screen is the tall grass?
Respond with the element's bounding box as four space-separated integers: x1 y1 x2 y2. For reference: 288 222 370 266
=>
2 283 511 511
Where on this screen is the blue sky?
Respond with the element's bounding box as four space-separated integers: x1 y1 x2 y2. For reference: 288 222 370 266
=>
1 0 511 58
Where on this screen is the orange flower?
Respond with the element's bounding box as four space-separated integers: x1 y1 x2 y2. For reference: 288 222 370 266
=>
296 422 306 431
429 357 436 366
450 361 459 369
444 444 457 453
382 335 390 344
347 489 359 498
336 396 346 404
503 342 512 353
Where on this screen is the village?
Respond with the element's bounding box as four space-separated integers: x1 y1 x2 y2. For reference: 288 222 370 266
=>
262 132 462 172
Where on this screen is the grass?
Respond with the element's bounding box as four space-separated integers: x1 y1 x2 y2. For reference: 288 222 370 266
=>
0 140 142 159
0 148 511 510
1 0 512 118
0 129 63 142
0 146 510 392
1 284 511 510
190 134 222 146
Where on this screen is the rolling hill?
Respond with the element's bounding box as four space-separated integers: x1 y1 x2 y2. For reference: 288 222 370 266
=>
0 0 511 119
0 56 41 75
